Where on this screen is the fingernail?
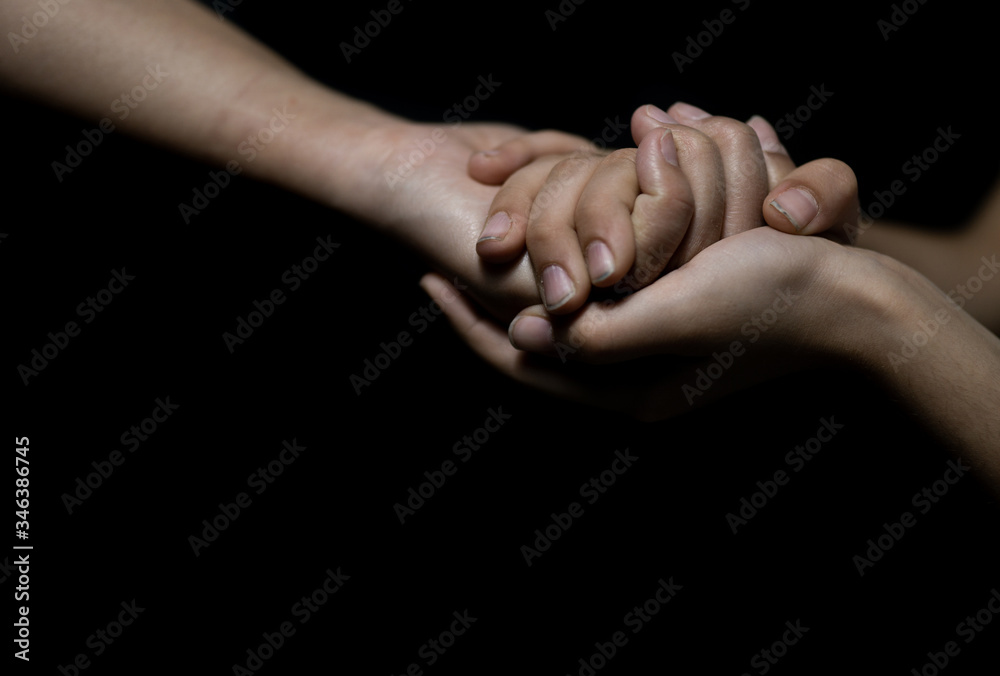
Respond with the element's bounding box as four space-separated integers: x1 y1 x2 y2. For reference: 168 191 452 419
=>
479 211 512 242
671 101 711 121
747 115 788 155
586 241 615 283
770 188 818 232
541 264 575 310
659 130 678 167
508 315 553 352
646 104 679 124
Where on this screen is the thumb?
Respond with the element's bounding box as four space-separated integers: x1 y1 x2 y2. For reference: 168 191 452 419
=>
764 158 859 237
467 130 597 185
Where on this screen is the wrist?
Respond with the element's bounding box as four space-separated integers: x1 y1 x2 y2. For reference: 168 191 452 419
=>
228 75 407 219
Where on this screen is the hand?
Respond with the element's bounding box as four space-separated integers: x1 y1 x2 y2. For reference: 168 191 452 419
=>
466 102 859 316
344 120 595 321
421 226 1000 504
419 227 845 419
473 131 695 314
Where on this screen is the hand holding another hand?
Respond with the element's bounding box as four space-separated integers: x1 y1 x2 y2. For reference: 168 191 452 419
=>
466 102 859 318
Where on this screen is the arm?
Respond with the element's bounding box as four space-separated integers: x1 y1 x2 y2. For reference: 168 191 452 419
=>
854 178 1000 333
423 203 1000 499
0 0 545 317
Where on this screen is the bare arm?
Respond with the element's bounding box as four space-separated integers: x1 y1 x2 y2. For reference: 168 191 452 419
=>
0 0 547 317
855 178 1000 333
0 0 399 216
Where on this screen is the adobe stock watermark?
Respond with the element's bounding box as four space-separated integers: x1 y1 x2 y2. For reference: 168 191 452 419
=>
564 577 682 676
521 449 638 567
774 84 834 142
845 126 960 245
672 0 751 73
56 600 145 676
878 0 929 41
740 620 810 676
885 249 997 370
17 268 135 385
681 286 800 405
222 235 339 353
852 458 971 576
886 306 954 371
178 105 296 222
908 587 1000 676
393 406 513 524
212 0 243 21
51 65 169 182
545 0 586 31
188 438 307 557
349 276 468 394
60 397 180 515
392 610 477 676
340 0 413 63
725 416 844 534
945 254 999 310
8 0 72 53
383 74 502 190
231 567 350 676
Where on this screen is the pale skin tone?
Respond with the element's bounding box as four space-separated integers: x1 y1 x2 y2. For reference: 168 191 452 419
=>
2 0 998 495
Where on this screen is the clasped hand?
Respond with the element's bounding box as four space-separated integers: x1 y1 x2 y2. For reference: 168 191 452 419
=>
416 102 864 419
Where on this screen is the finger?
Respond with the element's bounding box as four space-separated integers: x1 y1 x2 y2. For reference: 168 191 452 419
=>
628 129 696 282
630 103 680 144
746 115 795 189
764 158 859 238
467 130 599 186
628 105 725 268
525 155 603 313
419 273 629 408
476 155 564 264
506 252 737 365
668 101 769 239
662 125 727 268
573 148 640 287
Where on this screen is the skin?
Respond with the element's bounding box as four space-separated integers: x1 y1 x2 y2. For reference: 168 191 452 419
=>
0 0 542 320
4 0 997 496
470 104 861 315
435 109 1000 497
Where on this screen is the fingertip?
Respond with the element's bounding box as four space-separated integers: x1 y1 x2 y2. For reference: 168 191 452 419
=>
659 129 678 167
418 271 450 298
508 311 555 353
746 115 789 156
764 158 859 237
631 104 676 145
766 187 820 234
475 237 523 264
539 263 583 314
477 211 527 263
585 240 617 286
468 148 511 185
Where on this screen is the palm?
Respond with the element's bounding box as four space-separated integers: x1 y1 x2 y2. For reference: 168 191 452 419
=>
373 122 540 319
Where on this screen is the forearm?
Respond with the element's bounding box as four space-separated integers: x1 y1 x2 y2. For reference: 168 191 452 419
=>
834 251 1000 495
856 180 1000 333
0 0 399 215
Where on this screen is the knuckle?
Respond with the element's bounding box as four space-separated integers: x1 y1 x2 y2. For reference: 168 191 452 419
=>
525 211 564 247
702 116 759 149
605 147 638 166
575 197 623 233
671 126 716 159
819 157 859 190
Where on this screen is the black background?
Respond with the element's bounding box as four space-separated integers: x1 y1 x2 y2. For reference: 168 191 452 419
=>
7 0 1000 674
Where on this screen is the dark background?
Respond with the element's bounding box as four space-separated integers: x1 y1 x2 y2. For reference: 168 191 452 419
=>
7 0 1000 674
